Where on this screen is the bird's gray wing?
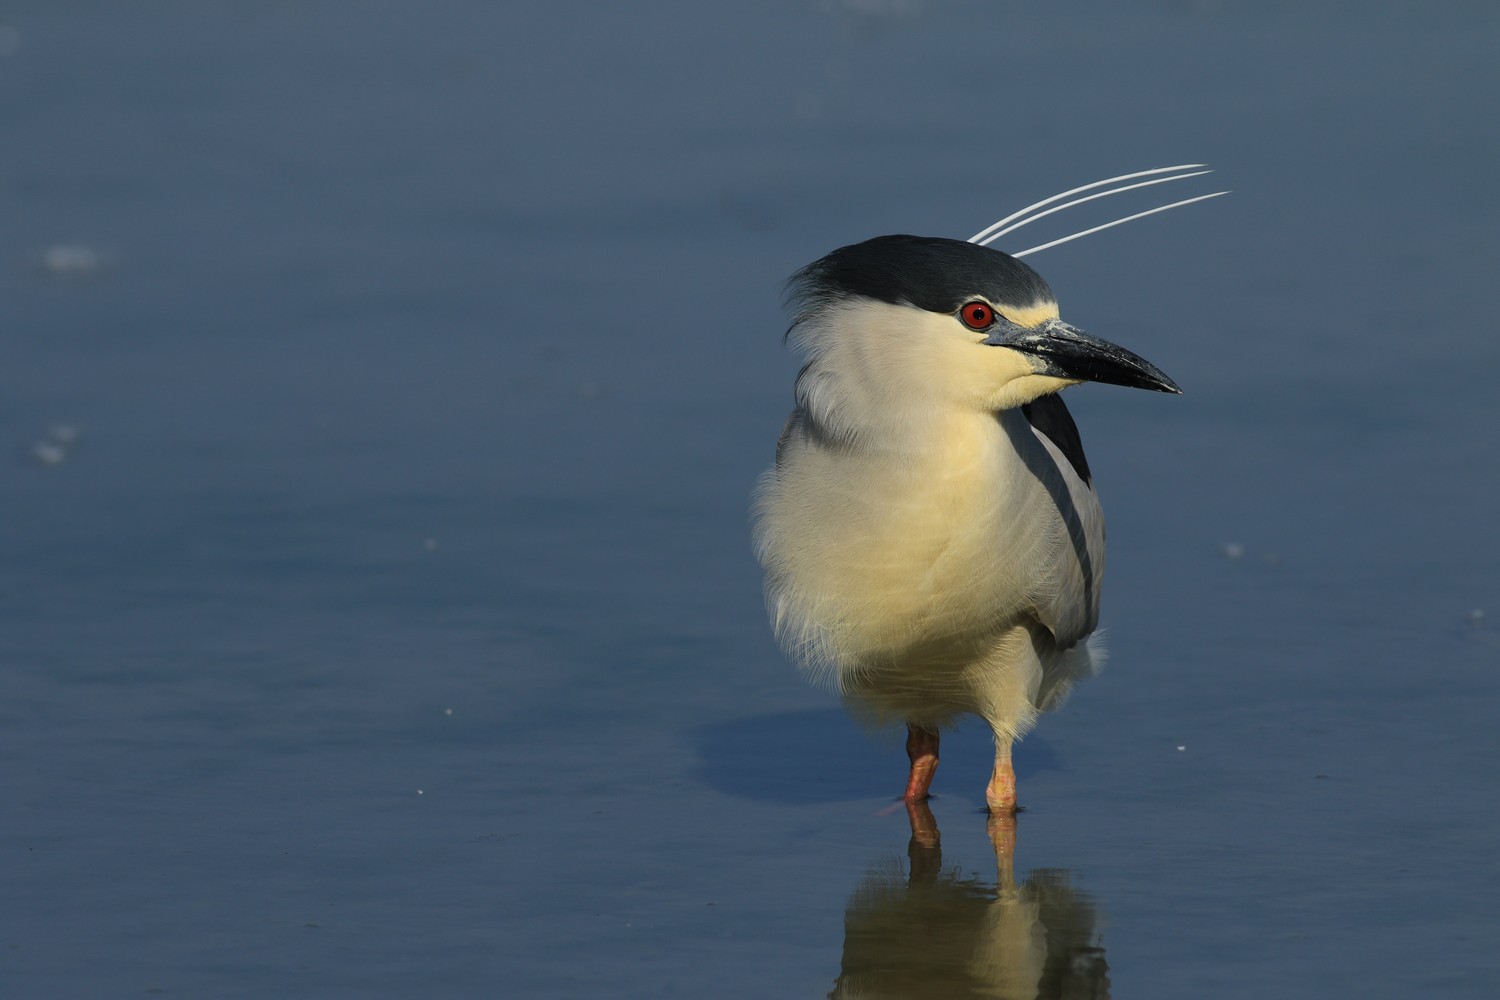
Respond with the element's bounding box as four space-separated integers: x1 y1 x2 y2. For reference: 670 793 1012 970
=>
1018 395 1106 648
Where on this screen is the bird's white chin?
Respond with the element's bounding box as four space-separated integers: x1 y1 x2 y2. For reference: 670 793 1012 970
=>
983 373 1080 412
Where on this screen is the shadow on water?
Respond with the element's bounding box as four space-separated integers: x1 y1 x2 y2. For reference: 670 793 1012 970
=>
830 803 1107 1000
692 709 1059 804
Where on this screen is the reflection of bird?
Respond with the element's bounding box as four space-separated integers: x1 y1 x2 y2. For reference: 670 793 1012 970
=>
754 167 1219 811
830 803 1107 999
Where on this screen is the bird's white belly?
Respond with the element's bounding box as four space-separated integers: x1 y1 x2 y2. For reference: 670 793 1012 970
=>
758 410 1066 683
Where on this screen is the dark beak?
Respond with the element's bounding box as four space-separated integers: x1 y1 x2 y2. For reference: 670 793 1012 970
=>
985 319 1182 394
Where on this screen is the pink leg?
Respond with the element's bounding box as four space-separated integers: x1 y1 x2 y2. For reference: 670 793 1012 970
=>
986 736 1017 814
903 724 940 803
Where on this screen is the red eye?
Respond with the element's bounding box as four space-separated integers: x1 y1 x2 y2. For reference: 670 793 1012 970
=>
959 301 995 330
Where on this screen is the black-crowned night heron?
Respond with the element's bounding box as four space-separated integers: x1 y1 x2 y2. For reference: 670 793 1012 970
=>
753 166 1223 813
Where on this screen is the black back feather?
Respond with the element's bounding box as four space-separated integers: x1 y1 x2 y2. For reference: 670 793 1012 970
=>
1022 394 1092 487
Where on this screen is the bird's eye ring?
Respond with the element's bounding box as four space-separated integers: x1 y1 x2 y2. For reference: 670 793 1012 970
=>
958 301 995 330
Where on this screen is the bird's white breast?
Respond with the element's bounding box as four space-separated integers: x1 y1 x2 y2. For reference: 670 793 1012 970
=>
754 405 1086 686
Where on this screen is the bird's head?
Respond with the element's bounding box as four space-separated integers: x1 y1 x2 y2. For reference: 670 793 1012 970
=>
787 235 1180 423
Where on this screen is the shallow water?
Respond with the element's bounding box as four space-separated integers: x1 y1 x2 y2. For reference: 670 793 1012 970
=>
3 3 1499 997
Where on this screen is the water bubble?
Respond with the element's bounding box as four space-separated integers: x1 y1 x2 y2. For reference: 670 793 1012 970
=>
31 442 66 466
41 244 107 275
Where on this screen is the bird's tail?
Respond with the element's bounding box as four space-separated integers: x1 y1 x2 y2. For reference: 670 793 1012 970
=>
1036 630 1108 713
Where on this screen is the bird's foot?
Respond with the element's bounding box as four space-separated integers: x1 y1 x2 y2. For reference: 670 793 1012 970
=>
985 756 1017 814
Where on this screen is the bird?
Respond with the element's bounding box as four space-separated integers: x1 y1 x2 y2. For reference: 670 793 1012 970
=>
752 166 1222 813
